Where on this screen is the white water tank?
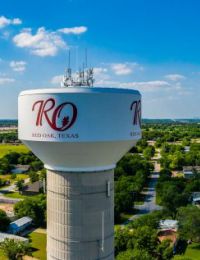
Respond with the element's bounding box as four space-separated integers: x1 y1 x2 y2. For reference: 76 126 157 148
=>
18 87 141 260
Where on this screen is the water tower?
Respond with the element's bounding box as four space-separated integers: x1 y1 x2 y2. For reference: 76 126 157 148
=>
18 86 141 259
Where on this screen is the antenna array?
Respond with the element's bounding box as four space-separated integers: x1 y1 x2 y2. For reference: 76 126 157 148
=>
61 50 94 88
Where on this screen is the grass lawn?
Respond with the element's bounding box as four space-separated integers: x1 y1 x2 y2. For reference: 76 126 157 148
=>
27 231 46 260
0 250 7 260
3 192 38 199
174 243 200 260
156 194 162 205
0 174 29 181
0 144 29 158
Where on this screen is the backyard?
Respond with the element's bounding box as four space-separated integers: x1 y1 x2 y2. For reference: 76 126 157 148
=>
174 243 200 260
0 144 29 158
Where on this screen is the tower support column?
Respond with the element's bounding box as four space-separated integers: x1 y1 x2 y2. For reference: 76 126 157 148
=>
47 169 114 260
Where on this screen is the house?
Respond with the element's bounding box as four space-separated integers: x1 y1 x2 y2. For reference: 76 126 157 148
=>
158 229 177 244
8 216 32 235
159 220 178 231
184 146 190 153
11 164 30 174
183 166 200 179
22 180 43 196
0 232 28 243
191 192 200 206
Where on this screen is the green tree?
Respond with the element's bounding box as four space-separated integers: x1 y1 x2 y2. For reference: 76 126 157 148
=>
30 160 43 171
0 209 10 231
16 179 24 193
156 239 173 260
14 195 46 227
0 238 31 260
133 226 158 253
29 171 39 183
116 249 154 260
143 146 155 160
177 206 200 242
115 227 131 256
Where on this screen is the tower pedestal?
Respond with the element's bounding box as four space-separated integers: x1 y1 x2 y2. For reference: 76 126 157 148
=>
47 169 114 260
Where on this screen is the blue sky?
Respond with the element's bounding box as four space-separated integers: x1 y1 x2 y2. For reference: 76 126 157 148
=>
0 0 200 119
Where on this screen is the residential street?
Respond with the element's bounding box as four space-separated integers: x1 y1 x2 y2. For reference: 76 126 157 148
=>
123 159 162 225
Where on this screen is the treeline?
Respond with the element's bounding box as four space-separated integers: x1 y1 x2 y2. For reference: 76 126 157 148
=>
0 132 18 143
0 151 43 174
0 120 17 127
115 211 174 260
114 154 153 222
156 168 200 217
160 143 200 170
142 124 200 142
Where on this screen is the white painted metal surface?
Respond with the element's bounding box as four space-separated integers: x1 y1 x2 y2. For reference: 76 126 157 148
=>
18 87 141 172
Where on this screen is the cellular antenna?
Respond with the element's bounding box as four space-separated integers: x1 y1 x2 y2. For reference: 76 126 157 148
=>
61 50 73 87
62 49 94 87
68 50 71 68
85 48 88 68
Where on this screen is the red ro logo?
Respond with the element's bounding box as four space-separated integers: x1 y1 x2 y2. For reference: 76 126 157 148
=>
130 100 141 126
32 98 77 131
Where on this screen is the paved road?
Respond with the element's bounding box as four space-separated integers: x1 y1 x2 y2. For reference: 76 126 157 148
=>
122 160 162 226
130 171 162 220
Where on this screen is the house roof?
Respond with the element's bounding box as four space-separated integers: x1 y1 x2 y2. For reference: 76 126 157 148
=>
0 232 28 243
23 181 43 193
183 166 200 172
9 216 32 229
12 165 30 174
159 220 178 230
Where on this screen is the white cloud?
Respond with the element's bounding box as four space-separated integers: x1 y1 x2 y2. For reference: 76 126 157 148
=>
10 61 27 72
165 74 186 81
0 77 15 85
93 67 108 75
51 75 63 84
121 80 170 89
111 63 132 75
111 62 142 75
0 16 22 28
0 31 10 39
13 27 67 57
12 18 22 25
95 79 171 92
58 26 87 35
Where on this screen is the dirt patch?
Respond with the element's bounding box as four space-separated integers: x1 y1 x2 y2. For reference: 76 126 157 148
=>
0 203 14 215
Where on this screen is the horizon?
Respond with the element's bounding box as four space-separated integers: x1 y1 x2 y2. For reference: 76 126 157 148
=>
0 118 199 121
0 0 200 118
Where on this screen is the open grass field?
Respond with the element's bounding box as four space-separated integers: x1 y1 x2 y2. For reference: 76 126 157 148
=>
27 231 46 260
174 243 200 260
0 144 29 158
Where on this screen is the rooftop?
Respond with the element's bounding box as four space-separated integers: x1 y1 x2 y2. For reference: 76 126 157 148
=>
159 220 178 231
0 232 28 243
9 216 32 229
23 181 43 193
183 166 200 172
